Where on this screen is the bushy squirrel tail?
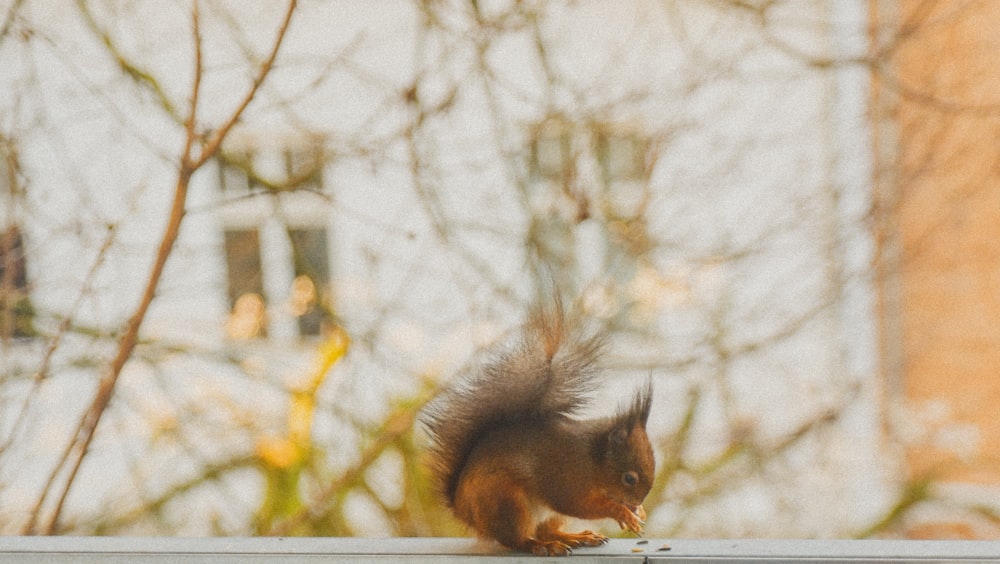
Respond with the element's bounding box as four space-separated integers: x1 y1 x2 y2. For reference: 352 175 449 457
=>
421 298 604 505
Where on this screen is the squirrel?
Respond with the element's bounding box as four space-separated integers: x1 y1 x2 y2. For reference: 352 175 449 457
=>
421 299 655 556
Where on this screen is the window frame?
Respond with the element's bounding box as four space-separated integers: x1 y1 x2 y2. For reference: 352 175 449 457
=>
215 137 333 342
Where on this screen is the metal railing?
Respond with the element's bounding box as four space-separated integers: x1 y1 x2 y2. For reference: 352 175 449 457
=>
1 536 999 563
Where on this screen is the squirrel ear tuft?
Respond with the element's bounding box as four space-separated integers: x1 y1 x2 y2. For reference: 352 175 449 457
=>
617 376 653 428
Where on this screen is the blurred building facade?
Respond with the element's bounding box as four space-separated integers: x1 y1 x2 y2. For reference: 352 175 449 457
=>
2 0 998 539
872 0 1000 538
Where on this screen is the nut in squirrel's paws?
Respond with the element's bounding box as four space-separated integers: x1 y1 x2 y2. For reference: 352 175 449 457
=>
634 504 647 522
617 504 645 534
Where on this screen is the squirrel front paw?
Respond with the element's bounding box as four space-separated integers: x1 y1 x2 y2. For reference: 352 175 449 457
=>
615 504 645 534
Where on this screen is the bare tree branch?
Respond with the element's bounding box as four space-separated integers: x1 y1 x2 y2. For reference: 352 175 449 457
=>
21 0 298 535
190 0 297 170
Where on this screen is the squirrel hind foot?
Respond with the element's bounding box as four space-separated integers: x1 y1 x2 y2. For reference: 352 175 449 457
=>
522 530 607 556
524 538 573 556
551 530 609 548
535 517 608 550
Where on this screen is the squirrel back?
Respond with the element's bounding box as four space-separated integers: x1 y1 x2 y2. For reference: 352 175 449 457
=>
421 299 605 506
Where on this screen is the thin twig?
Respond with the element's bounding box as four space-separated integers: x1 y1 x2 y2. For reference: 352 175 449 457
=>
23 0 297 534
0 0 25 45
192 0 297 169
265 389 433 536
75 0 183 124
0 225 117 459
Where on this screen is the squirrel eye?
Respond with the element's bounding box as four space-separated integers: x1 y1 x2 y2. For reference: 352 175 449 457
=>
622 471 639 487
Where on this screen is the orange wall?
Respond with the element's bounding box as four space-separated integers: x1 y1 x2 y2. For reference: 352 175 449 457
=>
874 0 1000 484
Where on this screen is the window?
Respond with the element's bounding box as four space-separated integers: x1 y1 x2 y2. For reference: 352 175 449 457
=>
0 225 35 340
284 146 324 191
223 226 332 340
287 228 330 337
223 229 266 339
219 149 256 193
217 138 333 341
596 129 647 182
530 121 573 181
529 120 648 184
219 145 323 193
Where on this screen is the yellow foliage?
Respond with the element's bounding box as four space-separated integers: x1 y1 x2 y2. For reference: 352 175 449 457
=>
254 326 351 533
256 436 301 470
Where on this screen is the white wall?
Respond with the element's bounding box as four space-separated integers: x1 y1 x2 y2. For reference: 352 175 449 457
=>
0 0 883 537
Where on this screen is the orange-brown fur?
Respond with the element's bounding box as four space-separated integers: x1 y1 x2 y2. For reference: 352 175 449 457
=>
422 300 655 556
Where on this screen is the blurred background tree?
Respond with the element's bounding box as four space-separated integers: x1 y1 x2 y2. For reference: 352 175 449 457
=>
0 0 998 539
